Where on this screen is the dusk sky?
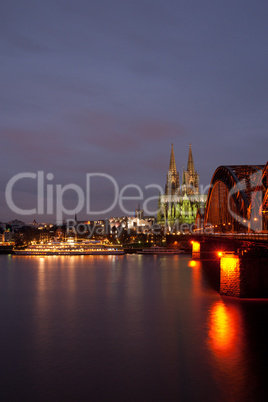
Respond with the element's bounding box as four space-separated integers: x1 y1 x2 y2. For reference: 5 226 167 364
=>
1 0 268 223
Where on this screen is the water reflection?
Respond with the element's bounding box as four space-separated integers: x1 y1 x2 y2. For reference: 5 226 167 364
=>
208 301 241 354
207 300 256 400
188 260 198 268
1 254 266 401
188 259 202 297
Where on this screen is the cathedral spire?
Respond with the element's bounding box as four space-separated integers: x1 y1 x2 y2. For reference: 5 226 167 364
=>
165 144 179 195
169 143 177 173
187 143 195 174
184 143 199 195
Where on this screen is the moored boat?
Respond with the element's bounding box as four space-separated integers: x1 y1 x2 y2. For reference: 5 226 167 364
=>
13 240 124 256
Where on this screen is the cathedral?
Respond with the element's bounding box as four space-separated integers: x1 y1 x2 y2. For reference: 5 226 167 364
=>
158 144 207 228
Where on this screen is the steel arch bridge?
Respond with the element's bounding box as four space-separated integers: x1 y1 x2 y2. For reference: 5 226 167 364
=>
203 164 268 232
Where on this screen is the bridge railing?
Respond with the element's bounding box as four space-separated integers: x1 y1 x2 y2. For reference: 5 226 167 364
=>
195 232 268 242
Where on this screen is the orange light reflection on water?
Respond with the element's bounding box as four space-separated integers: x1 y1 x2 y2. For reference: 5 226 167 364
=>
188 260 198 268
188 259 202 298
208 301 239 355
206 300 254 400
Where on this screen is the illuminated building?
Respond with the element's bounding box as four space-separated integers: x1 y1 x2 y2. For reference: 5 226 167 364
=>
158 144 207 227
135 205 144 220
2 229 13 242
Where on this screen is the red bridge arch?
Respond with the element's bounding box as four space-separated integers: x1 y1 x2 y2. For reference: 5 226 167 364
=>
204 165 267 232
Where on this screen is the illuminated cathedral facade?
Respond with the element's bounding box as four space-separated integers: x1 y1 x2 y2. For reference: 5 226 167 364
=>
158 144 207 227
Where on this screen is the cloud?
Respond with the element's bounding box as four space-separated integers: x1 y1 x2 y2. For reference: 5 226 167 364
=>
134 120 185 141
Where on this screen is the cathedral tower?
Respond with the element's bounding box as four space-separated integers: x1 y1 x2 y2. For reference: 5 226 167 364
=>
165 144 180 195
158 143 207 227
183 143 199 195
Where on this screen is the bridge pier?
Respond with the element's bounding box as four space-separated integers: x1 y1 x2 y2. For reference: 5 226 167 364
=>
219 253 244 297
191 241 200 259
219 252 268 298
191 239 268 298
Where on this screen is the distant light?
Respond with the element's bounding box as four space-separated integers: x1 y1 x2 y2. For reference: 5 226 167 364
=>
218 251 223 257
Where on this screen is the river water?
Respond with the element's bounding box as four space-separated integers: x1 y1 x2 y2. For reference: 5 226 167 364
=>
0 254 267 401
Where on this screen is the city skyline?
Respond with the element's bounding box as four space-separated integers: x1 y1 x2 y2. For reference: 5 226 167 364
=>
1 0 268 221
2 144 203 223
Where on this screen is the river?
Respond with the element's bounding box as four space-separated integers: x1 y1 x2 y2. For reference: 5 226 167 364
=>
0 254 267 401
